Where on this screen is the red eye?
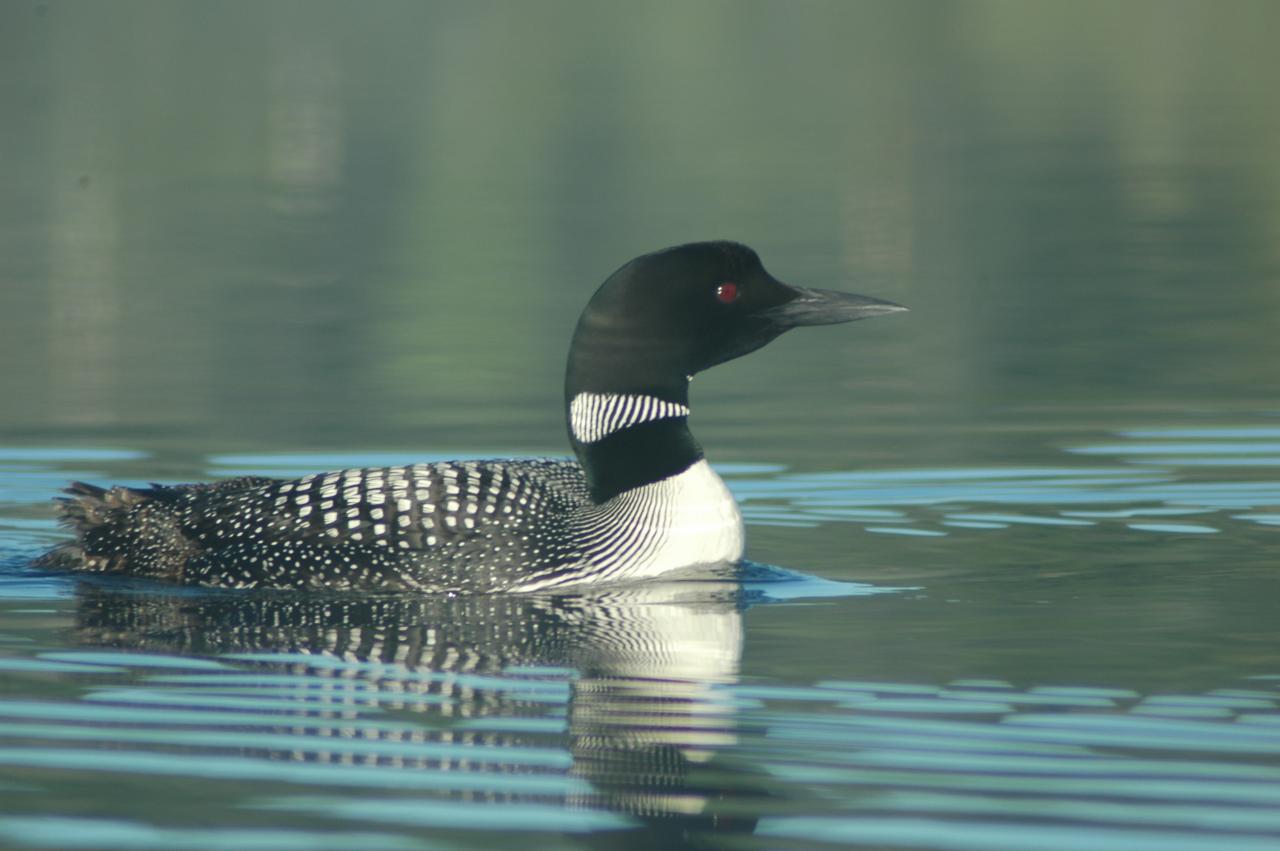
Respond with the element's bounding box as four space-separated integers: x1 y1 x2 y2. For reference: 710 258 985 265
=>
715 282 739 304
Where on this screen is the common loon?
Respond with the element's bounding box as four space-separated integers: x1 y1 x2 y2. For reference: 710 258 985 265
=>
39 241 905 592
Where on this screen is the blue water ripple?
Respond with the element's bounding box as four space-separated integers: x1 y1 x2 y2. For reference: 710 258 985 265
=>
0 817 425 851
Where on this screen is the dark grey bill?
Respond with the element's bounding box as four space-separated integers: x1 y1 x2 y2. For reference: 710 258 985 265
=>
761 286 908 328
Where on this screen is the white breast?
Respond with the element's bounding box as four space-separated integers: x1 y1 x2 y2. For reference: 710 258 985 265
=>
586 459 744 582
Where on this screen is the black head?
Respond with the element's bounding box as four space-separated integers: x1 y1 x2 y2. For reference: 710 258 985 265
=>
566 241 905 400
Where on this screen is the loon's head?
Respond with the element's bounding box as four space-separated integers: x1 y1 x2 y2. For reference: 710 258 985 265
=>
566 241 906 398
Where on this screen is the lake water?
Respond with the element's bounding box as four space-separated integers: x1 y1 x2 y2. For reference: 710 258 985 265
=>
2 2 1279 849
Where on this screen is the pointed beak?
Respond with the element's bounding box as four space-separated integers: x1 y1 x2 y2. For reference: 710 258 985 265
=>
759 286 908 328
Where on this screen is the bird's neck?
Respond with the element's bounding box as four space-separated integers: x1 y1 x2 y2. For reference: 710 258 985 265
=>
564 376 701 503
563 300 706 502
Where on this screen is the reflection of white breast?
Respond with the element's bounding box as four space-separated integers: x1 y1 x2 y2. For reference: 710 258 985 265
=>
603 459 744 582
565 584 744 785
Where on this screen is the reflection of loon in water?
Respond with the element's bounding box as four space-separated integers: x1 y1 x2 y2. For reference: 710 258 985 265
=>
73 574 771 843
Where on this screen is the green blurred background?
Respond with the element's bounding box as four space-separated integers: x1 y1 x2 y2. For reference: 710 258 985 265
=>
1 0 1278 472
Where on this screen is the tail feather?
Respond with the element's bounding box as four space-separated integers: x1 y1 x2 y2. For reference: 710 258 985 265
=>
37 481 185 579
55 481 142 528
38 476 279 580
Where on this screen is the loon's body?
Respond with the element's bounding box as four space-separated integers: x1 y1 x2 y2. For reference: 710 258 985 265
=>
40 242 903 591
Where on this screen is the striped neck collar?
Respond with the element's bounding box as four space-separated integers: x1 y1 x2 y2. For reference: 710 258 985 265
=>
566 390 701 503
569 392 690 444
